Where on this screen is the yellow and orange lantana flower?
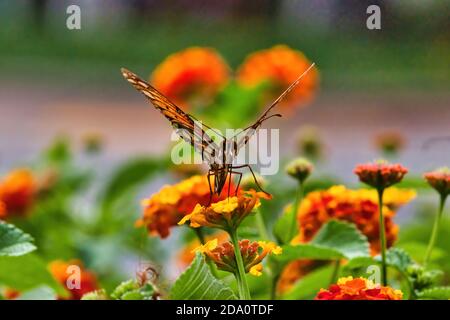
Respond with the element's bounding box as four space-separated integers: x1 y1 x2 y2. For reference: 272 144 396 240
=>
49 260 99 300
178 190 270 231
137 175 232 238
315 276 403 300
0 169 36 219
277 185 415 293
237 45 318 111
177 231 229 269
151 47 229 109
194 239 282 276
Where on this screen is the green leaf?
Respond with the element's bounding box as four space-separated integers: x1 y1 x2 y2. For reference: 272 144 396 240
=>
310 220 370 260
417 287 450 300
275 244 344 262
275 220 370 263
100 156 169 209
170 253 237 300
0 254 67 297
273 204 296 244
281 265 335 300
0 222 36 256
385 248 414 273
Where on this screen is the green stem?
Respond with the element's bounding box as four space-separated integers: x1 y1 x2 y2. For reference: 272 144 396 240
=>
255 208 270 241
229 230 251 300
424 194 448 266
377 188 388 286
329 259 341 285
194 228 219 278
288 181 304 242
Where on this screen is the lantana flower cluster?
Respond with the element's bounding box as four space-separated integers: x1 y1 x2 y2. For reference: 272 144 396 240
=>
194 239 282 276
137 175 232 238
315 276 403 300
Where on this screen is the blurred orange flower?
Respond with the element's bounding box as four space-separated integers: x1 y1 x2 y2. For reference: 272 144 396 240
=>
277 260 325 294
137 175 233 238
49 260 99 300
237 45 318 111
294 185 415 254
194 239 281 276
177 231 229 268
0 169 36 219
151 47 230 109
178 190 270 231
315 276 403 300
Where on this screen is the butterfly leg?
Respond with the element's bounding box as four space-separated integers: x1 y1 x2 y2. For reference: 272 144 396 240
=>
229 170 242 196
231 164 271 196
227 169 232 200
207 171 214 206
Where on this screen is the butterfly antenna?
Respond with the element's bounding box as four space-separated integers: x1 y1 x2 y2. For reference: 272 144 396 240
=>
260 62 316 120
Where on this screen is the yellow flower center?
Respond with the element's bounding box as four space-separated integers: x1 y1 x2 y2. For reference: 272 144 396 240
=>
211 197 239 213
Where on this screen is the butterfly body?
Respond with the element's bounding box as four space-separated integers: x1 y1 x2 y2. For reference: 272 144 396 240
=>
121 63 315 199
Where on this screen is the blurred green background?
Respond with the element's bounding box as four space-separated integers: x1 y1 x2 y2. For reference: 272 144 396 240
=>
0 0 450 298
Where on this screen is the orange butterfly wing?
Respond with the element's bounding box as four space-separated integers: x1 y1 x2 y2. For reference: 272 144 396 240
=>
121 68 218 163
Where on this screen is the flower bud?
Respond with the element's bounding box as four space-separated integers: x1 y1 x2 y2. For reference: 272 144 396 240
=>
285 158 313 183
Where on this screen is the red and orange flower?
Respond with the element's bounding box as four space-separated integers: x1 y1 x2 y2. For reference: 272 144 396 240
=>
137 175 232 238
315 276 403 300
194 239 282 276
49 260 99 300
354 160 408 190
0 169 36 219
424 167 450 197
151 47 230 109
237 45 318 111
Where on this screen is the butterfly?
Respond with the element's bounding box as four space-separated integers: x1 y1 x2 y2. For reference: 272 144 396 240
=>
121 63 315 200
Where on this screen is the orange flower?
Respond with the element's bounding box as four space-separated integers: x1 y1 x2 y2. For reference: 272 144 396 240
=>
315 276 403 300
137 175 233 238
178 190 270 231
177 231 229 268
354 160 408 190
237 45 318 111
49 260 99 300
151 47 229 109
277 260 325 294
194 239 281 276
0 169 36 218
